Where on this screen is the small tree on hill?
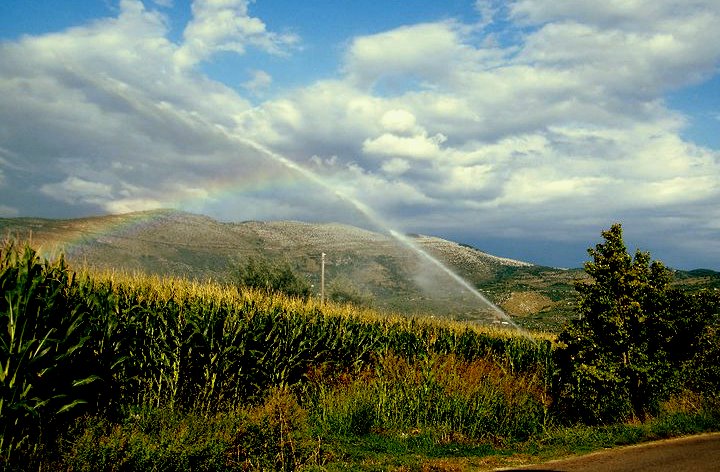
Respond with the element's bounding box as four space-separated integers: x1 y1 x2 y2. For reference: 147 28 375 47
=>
236 257 311 300
554 224 716 424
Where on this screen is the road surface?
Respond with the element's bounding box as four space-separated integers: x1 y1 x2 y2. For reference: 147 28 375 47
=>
499 433 720 471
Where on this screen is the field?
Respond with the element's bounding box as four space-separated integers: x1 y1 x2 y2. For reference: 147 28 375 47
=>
1 240 719 471
3 210 719 335
0 211 583 330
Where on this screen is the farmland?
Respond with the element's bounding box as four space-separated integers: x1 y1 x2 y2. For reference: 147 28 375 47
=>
1 233 719 470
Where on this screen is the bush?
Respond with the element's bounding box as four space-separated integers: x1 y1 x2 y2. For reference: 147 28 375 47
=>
66 409 240 471
64 392 324 472
235 257 311 299
307 353 549 441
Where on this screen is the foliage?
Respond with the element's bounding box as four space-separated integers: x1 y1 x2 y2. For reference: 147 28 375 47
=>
65 392 324 472
0 241 554 468
306 352 549 441
65 410 234 472
327 275 373 307
3 234 717 469
554 224 719 424
58 397 720 472
687 320 720 400
235 257 311 299
0 241 102 463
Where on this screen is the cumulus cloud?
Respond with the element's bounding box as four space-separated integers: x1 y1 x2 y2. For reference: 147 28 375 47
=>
225 0 720 265
510 0 710 29
40 177 114 206
344 21 504 91
242 69 273 95
381 158 411 176
363 132 447 160
513 0 720 96
174 0 299 68
379 109 421 135
1 0 720 267
0 0 287 216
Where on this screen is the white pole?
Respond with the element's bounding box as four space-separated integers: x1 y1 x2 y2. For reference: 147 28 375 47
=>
321 252 326 304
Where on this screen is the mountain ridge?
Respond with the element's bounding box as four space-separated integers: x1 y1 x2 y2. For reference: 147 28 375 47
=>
2 209 717 331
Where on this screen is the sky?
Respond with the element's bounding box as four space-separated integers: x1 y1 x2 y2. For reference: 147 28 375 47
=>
1 0 719 269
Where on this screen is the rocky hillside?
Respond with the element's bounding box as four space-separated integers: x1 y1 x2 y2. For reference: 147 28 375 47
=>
5 209 715 331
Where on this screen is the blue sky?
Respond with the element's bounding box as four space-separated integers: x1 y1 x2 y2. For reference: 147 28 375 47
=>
1 0 719 269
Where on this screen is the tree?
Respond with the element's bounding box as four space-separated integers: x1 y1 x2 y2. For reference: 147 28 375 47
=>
236 257 311 300
554 224 715 424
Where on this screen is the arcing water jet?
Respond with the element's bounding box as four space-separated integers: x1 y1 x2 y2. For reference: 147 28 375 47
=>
230 133 524 330
75 68 521 329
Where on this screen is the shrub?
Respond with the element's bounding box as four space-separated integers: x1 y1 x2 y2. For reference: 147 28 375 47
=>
307 352 549 441
235 257 311 299
65 409 239 471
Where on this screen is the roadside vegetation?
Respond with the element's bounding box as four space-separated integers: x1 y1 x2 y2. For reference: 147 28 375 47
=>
1 224 718 470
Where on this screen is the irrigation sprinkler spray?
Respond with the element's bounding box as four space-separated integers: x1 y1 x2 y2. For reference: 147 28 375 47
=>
72 68 525 331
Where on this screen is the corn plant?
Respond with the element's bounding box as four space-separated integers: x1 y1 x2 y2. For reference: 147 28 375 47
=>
93 270 553 413
0 242 100 461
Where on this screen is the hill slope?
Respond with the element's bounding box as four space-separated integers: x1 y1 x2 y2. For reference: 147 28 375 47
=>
0 209 671 330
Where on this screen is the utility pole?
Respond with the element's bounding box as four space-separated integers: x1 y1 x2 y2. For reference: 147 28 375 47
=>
320 252 326 304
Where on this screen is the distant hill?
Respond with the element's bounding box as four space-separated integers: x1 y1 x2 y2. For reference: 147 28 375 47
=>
3 209 717 331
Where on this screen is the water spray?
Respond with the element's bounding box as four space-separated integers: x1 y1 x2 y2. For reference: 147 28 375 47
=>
73 68 523 330
227 131 528 331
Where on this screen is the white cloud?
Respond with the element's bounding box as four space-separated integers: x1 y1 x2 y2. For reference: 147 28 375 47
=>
0 1 289 221
174 0 299 69
634 176 718 206
238 2 720 260
509 0 713 30
381 158 411 176
344 21 503 91
499 173 611 205
105 198 167 214
363 132 447 160
242 69 272 95
380 109 421 135
40 177 114 206
446 164 494 194
239 80 385 153
1 0 720 267
512 0 720 95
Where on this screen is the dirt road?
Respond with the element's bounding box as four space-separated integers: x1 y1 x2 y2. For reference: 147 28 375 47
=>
499 433 720 471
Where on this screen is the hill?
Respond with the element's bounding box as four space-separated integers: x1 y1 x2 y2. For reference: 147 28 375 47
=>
3 209 716 331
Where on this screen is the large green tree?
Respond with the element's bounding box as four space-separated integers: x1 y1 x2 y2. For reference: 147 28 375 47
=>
554 224 716 424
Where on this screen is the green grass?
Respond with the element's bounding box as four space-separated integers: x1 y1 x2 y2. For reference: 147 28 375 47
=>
312 409 720 471
40 403 719 472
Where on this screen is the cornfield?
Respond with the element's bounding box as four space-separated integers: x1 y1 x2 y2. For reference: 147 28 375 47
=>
1 241 555 468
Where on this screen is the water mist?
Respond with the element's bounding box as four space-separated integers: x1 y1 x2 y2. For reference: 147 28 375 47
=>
77 68 522 330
